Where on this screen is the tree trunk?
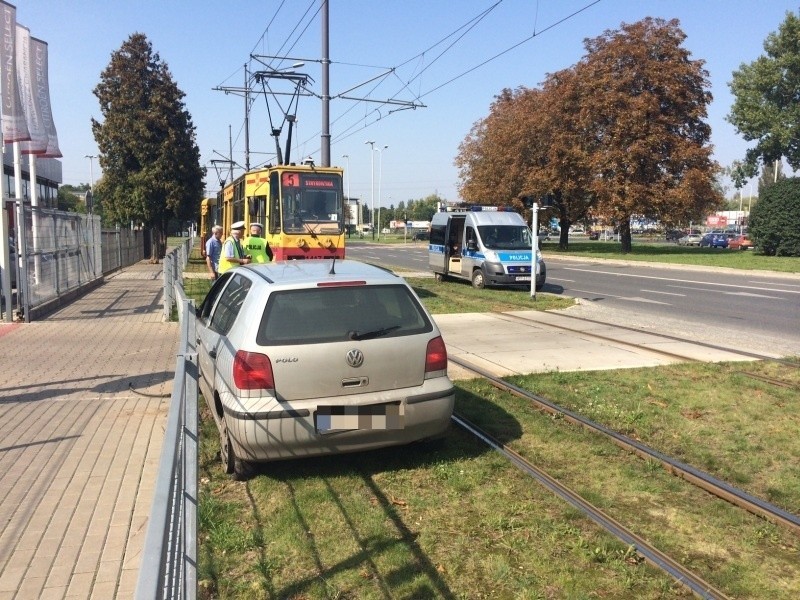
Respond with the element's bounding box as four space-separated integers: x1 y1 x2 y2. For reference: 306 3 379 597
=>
558 217 571 250
619 217 632 253
149 226 165 262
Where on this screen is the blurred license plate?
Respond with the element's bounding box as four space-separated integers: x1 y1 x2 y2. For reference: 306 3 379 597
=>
516 276 531 281
316 402 404 432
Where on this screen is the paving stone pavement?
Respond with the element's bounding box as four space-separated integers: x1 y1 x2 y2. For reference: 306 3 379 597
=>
0 261 178 600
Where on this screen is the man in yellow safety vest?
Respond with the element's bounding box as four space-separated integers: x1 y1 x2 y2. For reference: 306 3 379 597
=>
218 221 251 274
243 222 273 263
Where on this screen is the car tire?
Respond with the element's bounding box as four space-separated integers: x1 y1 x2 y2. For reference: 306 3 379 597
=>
471 268 485 289
219 417 236 475
232 458 255 481
434 272 446 283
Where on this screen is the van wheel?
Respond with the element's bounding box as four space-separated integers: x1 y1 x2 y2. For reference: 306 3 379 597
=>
471 269 485 289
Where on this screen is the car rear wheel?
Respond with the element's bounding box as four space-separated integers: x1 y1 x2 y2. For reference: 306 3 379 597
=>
219 417 236 475
471 268 485 289
219 417 254 479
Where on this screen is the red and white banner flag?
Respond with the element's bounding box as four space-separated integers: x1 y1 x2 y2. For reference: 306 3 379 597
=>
0 1 30 143
17 25 47 154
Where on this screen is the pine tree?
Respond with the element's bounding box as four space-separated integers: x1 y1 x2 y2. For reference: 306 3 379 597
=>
91 33 204 259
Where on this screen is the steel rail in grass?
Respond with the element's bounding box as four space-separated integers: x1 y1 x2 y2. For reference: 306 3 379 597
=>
450 355 800 537
452 413 731 600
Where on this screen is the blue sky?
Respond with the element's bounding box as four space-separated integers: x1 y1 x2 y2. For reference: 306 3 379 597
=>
18 0 798 207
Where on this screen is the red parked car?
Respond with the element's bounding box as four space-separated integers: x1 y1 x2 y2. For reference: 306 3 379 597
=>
728 234 753 250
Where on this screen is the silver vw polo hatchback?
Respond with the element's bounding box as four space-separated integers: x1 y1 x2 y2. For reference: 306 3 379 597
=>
196 259 455 479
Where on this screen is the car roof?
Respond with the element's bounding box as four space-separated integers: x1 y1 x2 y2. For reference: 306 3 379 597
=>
240 259 403 287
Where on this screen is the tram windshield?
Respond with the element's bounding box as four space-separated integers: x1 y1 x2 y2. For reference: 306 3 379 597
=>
279 171 343 234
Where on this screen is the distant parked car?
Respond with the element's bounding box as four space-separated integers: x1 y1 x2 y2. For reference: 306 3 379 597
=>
700 232 733 249
677 233 702 246
411 231 428 242
588 231 600 240
727 234 753 250
196 260 455 479
665 229 684 242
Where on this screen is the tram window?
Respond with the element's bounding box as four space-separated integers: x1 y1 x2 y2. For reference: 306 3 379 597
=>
269 173 281 233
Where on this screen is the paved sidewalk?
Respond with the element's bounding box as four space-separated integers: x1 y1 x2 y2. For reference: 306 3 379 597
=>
0 261 178 600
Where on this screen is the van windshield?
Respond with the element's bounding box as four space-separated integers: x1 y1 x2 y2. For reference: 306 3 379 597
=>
478 225 532 250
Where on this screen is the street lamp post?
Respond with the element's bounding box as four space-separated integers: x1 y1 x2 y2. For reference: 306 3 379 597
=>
531 203 539 300
84 154 98 279
84 155 96 210
365 141 375 239
374 145 388 239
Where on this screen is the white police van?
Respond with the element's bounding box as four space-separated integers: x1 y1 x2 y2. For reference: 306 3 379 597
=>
428 206 546 290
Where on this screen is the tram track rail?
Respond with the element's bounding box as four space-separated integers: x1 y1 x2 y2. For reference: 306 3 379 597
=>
452 412 731 600
449 354 800 537
492 311 800 388
500 310 800 368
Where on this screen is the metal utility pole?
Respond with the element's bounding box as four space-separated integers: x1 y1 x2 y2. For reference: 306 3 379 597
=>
244 63 250 171
366 141 375 239
321 0 330 166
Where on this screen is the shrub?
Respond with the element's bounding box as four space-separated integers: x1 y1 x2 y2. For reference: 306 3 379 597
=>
749 177 800 256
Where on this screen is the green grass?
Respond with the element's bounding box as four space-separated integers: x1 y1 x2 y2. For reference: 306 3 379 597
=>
197 361 800 599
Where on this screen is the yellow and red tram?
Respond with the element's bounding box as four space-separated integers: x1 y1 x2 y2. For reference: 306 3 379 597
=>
216 163 345 260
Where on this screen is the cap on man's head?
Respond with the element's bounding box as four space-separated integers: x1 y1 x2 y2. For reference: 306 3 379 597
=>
250 223 263 230
231 221 245 231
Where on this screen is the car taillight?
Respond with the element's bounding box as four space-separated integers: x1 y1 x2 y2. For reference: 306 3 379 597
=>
425 336 448 375
233 351 275 390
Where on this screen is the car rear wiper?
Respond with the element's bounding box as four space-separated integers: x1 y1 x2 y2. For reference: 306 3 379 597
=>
348 325 400 341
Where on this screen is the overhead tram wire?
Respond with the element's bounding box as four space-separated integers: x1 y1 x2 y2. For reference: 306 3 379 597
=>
298 0 605 152
225 0 604 168
418 0 604 99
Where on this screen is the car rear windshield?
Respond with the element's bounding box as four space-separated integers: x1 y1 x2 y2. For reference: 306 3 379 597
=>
257 283 433 345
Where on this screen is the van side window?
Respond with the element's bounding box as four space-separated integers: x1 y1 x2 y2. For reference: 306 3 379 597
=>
429 224 446 246
466 226 477 248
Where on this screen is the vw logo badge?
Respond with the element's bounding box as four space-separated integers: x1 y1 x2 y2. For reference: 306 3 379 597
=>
346 348 364 368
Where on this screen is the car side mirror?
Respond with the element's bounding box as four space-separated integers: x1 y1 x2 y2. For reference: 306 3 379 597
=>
467 240 477 251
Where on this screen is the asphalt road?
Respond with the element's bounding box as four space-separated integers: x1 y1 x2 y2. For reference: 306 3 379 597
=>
345 241 800 356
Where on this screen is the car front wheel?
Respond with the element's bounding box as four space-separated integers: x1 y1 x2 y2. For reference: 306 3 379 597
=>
471 268 485 289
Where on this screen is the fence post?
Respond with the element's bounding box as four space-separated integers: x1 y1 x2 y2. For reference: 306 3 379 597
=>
163 253 173 321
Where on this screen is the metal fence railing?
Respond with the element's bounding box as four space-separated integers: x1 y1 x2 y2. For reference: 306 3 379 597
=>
101 227 147 273
2 201 148 322
163 238 193 321
136 286 198 600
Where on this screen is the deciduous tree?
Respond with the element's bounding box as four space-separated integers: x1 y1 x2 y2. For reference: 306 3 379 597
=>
91 33 204 259
728 11 800 175
456 88 535 204
524 67 597 249
576 18 721 252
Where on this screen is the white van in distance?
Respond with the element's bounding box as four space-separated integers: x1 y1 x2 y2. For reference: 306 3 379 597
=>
428 206 546 290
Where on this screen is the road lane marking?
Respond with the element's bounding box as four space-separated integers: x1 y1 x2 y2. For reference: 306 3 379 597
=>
641 289 685 297
563 266 800 294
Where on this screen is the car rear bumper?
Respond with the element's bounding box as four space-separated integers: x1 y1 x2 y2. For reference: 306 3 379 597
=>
221 382 455 461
